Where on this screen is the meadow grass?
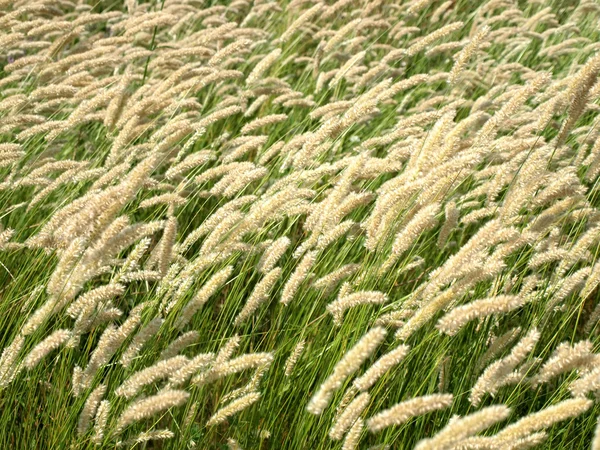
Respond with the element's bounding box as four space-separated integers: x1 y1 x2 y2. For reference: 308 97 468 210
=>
1 0 600 449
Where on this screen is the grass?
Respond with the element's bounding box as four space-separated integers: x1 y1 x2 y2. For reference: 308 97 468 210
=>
1 0 600 449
